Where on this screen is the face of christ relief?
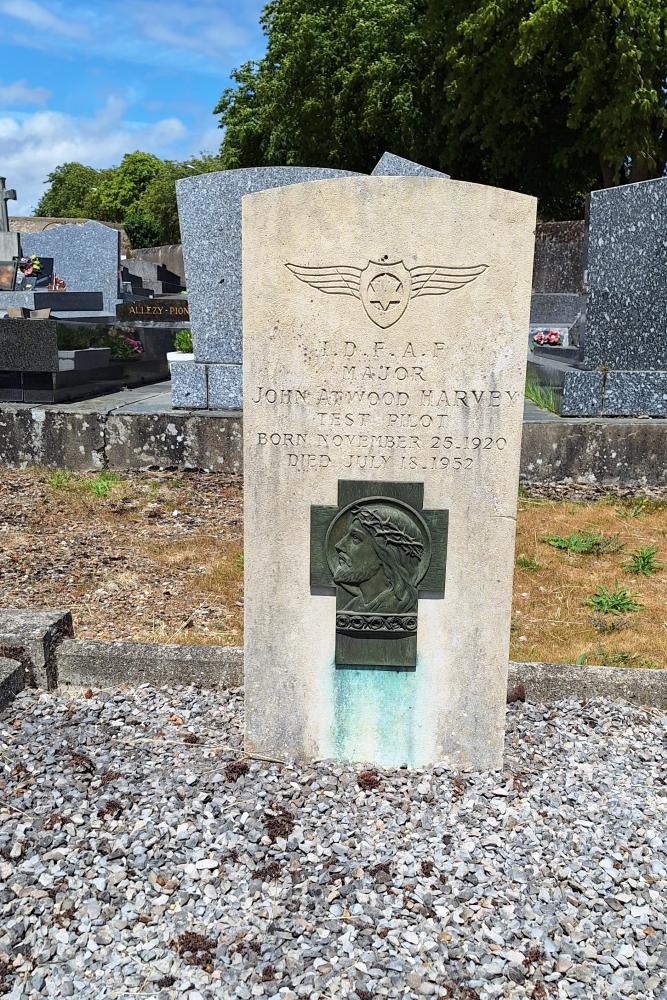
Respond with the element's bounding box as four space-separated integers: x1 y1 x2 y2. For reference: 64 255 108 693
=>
332 502 425 615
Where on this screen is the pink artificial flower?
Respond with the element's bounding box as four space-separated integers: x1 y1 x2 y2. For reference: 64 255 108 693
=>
547 331 560 345
533 332 547 345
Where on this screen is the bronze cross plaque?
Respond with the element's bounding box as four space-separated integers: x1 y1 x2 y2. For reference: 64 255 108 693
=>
311 480 448 669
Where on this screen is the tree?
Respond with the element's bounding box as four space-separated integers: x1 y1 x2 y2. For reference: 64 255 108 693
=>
216 0 666 216
92 151 165 223
35 162 101 218
429 0 666 201
34 152 224 243
122 209 161 248
215 0 434 173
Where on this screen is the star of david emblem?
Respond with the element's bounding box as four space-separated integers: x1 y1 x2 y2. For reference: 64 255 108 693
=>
285 257 488 328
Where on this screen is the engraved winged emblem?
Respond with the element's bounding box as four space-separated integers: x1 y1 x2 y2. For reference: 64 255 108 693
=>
285 258 488 328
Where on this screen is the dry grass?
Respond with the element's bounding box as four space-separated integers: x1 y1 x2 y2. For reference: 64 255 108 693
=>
1 469 665 667
512 496 667 668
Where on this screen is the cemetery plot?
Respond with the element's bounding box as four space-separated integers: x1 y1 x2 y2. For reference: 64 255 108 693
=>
0 471 665 669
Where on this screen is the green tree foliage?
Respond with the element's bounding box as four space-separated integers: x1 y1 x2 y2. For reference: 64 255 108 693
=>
34 153 223 244
214 0 432 172
122 209 162 249
216 0 667 216
35 162 101 218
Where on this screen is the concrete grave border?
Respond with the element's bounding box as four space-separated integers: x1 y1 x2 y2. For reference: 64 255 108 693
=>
1 610 664 713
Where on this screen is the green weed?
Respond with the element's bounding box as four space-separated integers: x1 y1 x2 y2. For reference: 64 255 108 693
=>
624 545 662 577
525 376 559 414
541 530 623 556
586 581 642 615
516 554 541 571
576 646 657 669
47 470 74 490
617 498 647 519
85 471 123 499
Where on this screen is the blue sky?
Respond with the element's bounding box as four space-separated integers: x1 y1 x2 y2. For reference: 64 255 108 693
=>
0 0 267 212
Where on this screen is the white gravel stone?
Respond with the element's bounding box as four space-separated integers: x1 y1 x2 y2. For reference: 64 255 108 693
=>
0 686 664 999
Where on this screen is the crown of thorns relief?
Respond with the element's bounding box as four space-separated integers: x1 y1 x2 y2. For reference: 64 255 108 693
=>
350 504 424 558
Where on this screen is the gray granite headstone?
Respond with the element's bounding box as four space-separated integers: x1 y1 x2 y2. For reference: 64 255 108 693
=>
584 177 667 370
177 167 357 367
0 232 20 260
21 221 120 312
371 151 449 178
0 318 59 371
175 166 357 408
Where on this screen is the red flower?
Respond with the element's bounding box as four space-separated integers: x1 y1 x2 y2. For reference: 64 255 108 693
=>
547 331 560 345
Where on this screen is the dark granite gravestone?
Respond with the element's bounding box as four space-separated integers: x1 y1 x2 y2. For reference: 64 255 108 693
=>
21 221 120 313
560 177 667 416
0 318 59 371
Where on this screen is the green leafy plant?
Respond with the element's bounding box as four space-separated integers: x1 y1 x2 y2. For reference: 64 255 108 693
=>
524 377 559 414
516 553 541 571
586 582 642 615
617 498 647 519
541 530 623 555
624 545 662 577
86 471 122 499
47 470 74 490
174 328 193 353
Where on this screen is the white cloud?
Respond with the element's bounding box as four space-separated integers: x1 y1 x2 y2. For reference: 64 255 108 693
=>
0 79 50 106
0 0 88 38
1 0 266 74
0 100 191 213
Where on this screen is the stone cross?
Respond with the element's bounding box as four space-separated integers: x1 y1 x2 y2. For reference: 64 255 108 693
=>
310 480 447 668
0 178 17 233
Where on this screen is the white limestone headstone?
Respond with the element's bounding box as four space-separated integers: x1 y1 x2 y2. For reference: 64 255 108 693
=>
243 176 536 769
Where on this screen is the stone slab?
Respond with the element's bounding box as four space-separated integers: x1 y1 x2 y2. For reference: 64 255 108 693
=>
243 176 536 769
56 639 243 690
0 657 25 712
584 177 667 369
48 641 667 711
21 221 120 312
0 232 20 259
207 363 242 410
532 220 586 293
601 371 667 417
0 291 36 314
530 293 584 326
0 318 59 371
176 167 357 369
561 369 604 416
0 609 73 689
372 151 449 178
170 359 207 408
508 661 667 710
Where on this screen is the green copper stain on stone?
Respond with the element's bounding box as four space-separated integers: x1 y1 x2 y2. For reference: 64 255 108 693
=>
333 664 416 767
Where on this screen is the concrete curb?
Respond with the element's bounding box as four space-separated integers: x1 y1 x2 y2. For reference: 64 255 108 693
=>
0 657 25 712
0 404 666 483
508 660 666 709
53 639 666 709
56 639 243 691
0 609 73 689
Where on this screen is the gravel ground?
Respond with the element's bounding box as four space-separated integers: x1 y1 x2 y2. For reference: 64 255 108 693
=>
0 688 664 1000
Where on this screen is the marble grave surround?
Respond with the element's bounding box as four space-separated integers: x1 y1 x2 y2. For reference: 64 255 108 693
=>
243 176 536 768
